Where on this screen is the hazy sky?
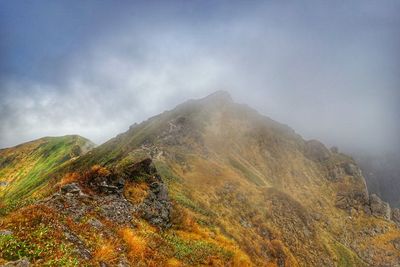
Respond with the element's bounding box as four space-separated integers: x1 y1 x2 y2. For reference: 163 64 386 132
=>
0 1 399 153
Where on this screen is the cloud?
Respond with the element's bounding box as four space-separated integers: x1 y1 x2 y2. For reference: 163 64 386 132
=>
0 1 399 153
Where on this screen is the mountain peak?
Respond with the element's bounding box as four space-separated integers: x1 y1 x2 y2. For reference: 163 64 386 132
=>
192 90 233 107
202 90 232 102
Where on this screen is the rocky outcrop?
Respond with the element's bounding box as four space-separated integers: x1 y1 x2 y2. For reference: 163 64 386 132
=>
335 181 369 211
332 158 370 212
136 179 171 228
392 208 400 226
343 162 361 176
47 158 171 229
123 159 172 228
369 194 391 220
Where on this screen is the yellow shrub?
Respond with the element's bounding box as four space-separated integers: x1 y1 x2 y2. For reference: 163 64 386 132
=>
166 258 183 267
124 182 149 205
119 227 147 259
93 241 118 263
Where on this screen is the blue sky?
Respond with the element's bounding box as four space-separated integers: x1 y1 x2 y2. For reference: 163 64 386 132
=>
0 1 399 153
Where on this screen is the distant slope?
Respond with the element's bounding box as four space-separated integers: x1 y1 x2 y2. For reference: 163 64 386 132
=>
0 135 94 208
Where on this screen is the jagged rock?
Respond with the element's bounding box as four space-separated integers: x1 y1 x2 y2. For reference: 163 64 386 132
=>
369 194 391 220
391 208 400 226
343 163 361 176
61 183 81 195
335 164 369 211
305 140 331 161
336 186 369 211
0 258 30 267
49 158 171 229
137 179 171 229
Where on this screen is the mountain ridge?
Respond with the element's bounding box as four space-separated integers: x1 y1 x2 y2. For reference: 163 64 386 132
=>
0 92 399 266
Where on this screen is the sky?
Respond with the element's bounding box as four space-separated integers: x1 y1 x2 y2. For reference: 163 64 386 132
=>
0 0 399 154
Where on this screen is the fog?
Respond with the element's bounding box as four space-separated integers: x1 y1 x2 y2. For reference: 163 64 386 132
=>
0 1 399 155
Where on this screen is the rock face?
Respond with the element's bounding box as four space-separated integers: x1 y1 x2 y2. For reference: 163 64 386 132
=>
137 179 171 228
369 194 391 220
392 208 400 226
335 163 369 211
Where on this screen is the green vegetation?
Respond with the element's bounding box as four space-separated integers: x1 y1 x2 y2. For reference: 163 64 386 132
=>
0 227 78 266
0 136 93 205
332 241 366 267
228 157 264 186
173 193 212 216
164 234 233 265
154 161 181 183
0 234 43 261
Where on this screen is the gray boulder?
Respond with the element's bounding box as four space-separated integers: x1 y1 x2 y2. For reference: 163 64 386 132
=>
369 194 391 220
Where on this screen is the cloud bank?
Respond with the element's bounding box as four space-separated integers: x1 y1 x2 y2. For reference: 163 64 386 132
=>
0 1 399 153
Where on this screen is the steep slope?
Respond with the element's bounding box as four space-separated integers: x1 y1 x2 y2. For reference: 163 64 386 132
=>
0 92 399 266
0 135 94 212
354 151 400 208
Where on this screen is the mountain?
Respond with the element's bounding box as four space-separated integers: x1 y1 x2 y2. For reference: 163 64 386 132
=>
0 135 94 213
0 91 399 266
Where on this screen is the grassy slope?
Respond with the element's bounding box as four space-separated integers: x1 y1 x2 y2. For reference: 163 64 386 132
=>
0 135 94 209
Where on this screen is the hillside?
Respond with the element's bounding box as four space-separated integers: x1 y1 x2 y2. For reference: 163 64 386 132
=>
0 92 399 266
0 135 94 213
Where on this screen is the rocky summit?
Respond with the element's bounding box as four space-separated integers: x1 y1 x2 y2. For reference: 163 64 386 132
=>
0 91 399 266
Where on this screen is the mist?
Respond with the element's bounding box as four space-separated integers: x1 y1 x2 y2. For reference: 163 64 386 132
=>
0 1 399 155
